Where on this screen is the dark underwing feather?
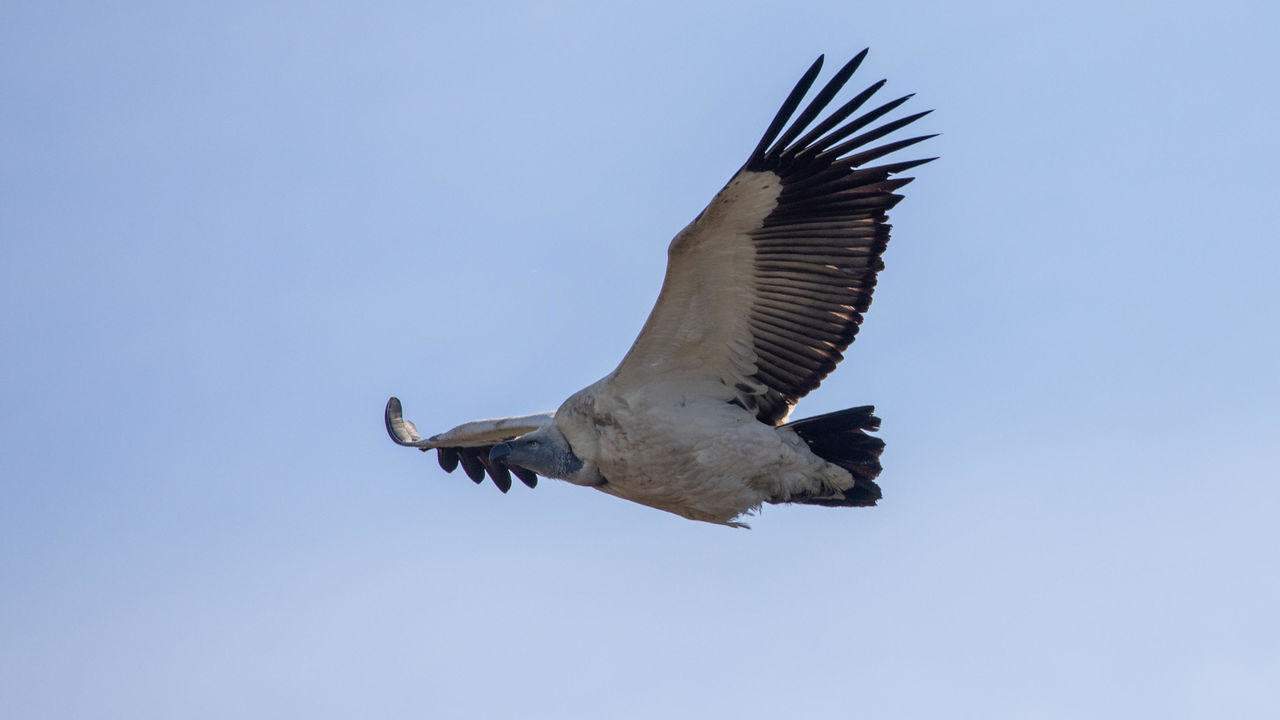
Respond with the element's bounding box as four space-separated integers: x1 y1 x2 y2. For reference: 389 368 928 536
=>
432 445 541 492
817 111 934 162
750 315 848 349
456 449 486 483
477 452 512 493
762 51 867 164
839 134 938 169
510 466 538 488
436 447 460 472
787 79 886 154
738 52 935 425
746 56 826 168
796 96 917 160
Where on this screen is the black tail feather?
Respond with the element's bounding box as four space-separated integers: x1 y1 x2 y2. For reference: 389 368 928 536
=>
782 406 884 507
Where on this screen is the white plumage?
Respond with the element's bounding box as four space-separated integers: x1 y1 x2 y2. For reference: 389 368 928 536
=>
386 51 934 526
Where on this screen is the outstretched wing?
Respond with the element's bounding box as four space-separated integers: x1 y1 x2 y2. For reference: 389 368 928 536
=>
608 51 934 424
385 397 555 492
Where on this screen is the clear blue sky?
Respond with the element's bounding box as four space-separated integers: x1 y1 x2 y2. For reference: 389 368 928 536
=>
3 1 1278 718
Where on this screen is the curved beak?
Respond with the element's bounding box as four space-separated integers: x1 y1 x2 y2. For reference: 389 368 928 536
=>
489 442 512 464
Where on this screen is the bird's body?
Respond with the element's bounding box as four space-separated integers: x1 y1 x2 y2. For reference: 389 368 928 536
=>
386 51 933 527
550 378 850 526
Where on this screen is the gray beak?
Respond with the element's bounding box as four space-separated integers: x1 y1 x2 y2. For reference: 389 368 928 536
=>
489 442 512 464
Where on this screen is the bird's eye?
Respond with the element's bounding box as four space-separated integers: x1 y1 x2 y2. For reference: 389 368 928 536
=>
527 440 539 448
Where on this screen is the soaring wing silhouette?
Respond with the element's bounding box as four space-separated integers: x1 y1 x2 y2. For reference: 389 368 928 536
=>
608 51 934 424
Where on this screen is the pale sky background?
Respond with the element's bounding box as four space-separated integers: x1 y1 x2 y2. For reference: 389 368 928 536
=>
2 1 1278 718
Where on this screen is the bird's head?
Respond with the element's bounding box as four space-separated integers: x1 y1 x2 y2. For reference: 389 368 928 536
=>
489 425 583 481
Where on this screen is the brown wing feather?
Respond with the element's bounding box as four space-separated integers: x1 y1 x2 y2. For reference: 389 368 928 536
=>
735 53 936 424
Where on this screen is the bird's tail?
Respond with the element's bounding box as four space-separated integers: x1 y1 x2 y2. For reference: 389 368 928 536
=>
781 406 884 507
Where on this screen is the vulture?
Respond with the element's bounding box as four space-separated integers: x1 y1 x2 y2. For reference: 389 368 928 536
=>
386 51 934 527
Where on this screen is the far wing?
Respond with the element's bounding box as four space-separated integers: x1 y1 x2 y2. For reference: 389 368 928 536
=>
608 51 934 424
385 396 555 492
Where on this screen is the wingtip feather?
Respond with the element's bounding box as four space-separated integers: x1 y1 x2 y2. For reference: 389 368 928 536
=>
746 55 826 168
385 396 424 446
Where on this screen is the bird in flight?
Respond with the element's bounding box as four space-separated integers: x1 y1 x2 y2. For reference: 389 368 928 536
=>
386 51 934 527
